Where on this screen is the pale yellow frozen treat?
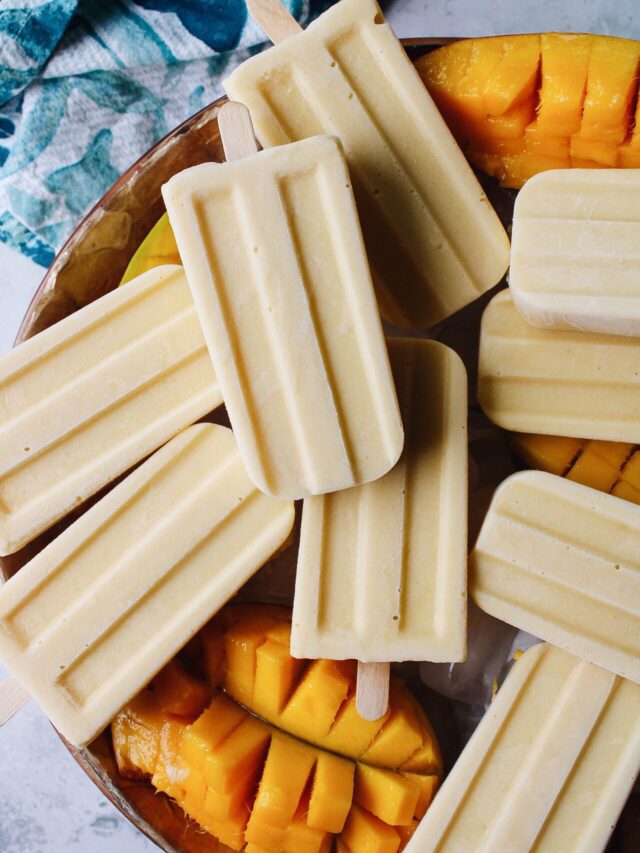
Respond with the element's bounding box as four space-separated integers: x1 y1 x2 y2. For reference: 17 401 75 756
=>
223 0 510 329
0 424 294 746
470 470 640 684
163 134 403 500
510 169 640 337
291 339 468 663
406 643 640 852
0 265 221 557
478 289 640 442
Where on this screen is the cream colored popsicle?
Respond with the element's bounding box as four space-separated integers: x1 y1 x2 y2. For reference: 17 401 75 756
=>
510 169 640 336
405 643 640 853
292 339 468 666
163 107 403 500
0 424 294 746
224 0 510 329
478 289 640 442
0 265 221 557
470 470 640 683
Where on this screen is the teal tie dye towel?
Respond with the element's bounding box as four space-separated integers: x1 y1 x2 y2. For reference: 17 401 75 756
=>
0 0 334 267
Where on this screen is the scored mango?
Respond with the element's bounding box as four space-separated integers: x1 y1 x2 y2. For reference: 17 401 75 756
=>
512 434 640 504
119 212 180 284
417 32 640 187
212 605 441 775
112 604 441 851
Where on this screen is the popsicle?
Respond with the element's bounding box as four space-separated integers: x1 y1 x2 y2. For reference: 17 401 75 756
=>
224 0 510 329
405 643 640 852
478 289 640 442
0 424 294 746
510 169 640 336
163 102 403 500
0 264 221 557
470 469 640 683
292 339 468 717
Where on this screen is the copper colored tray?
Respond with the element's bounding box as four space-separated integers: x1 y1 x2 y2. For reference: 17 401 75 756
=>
2 38 637 853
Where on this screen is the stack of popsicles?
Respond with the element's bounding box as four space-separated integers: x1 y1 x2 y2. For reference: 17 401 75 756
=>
0 0 639 849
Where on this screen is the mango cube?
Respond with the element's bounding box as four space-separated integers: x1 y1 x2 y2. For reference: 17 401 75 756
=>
111 690 166 778
254 636 305 717
482 34 540 116
179 694 245 771
202 716 271 794
341 804 401 853
279 659 354 738
282 795 332 853
307 750 354 833
355 765 420 827
224 616 276 703
362 683 424 768
152 658 211 718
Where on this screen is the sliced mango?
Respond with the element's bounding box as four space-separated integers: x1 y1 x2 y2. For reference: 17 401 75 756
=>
217 605 440 774
355 765 420 827
308 751 354 833
417 33 640 187
152 659 211 718
341 803 401 853
513 434 640 503
111 690 165 778
119 213 180 285
112 604 441 851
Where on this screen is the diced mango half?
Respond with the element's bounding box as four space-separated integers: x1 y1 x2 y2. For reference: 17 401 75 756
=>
417 32 640 187
513 434 640 504
217 605 440 774
111 605 442 851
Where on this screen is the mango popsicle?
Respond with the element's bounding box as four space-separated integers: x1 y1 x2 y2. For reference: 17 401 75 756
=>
224 0 510 329
470 469 640 683
292 340 467 688
0 265 221 557
163 104 403 500
405 643 640 852
0 424 294 746
478 289 640 442
510 169 640 336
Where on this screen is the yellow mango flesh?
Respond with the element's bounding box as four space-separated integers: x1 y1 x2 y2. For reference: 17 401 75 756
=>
112 604 440 851
482 34 540 116
513 434 640 504
215 606 441 774
418 32 640 187
535 33 592 135
119 212 180 285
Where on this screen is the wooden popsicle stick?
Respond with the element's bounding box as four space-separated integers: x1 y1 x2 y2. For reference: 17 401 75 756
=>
356 661 390 721
219 101 260 162
0 676 30 726
247 0 302 44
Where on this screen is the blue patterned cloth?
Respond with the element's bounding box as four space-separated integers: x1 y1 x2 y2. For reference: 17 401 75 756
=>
0 0 335 266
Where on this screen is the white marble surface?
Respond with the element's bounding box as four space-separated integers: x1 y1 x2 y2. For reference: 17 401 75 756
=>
1 1 638 851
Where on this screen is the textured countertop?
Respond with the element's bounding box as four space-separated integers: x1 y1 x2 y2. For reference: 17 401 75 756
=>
1 1 638 850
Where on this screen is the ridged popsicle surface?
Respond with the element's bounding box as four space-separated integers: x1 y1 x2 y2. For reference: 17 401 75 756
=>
0 265 221 556
470 470 640 683
163 135 403 499
478 289 640 442
224 0 509 329
406 643 640 853
0 425 295 746
292 339 467 662
510 169 640 336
